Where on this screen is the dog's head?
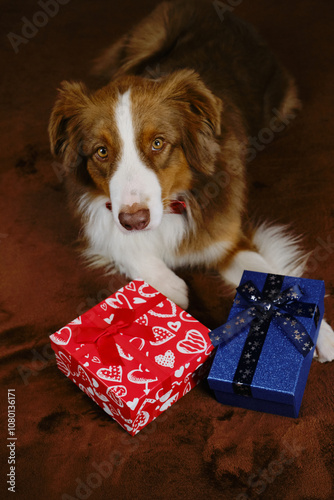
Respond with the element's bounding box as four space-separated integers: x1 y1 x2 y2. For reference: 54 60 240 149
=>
49 69 222 233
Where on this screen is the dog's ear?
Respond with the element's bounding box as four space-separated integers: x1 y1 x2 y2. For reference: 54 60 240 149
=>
48 81 89 168
160 69 222 174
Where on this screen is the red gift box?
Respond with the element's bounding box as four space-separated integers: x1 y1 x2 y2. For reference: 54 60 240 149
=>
50 280 214 435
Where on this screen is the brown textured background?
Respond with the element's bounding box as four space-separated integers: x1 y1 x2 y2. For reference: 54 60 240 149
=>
1 1 334 499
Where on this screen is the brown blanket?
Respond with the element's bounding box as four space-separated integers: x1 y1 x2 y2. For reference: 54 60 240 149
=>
1 1 334 498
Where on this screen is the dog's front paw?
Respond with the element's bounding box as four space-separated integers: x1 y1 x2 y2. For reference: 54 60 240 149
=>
159 273 189 310
314 319 334 362
128 258 189 310
146 268 189 310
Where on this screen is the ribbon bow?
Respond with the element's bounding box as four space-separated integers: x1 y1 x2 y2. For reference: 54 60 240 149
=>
209 277 317 357
74 293 164 365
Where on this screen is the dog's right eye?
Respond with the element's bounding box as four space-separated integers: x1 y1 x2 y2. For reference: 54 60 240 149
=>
152 138 165 151
95 147 108 160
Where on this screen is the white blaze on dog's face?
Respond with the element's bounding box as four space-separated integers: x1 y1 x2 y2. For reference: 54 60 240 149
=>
110 90 163 233
48 71 222 233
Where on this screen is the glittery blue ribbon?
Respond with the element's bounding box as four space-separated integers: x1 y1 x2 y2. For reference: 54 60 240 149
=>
208 274 319 397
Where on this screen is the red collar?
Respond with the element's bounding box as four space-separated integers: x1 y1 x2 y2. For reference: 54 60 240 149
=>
105 200 186 215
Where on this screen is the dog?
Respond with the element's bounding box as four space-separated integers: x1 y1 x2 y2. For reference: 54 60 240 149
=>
48 0 334 362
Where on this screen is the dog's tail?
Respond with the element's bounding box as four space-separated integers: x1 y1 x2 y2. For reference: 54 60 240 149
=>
92 1 187 79
221 222 308 287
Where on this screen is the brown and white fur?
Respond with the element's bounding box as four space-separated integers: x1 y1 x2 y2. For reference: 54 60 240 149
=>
49 0 334 361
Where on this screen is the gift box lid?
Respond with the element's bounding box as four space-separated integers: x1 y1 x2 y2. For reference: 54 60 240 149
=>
208 271 325 406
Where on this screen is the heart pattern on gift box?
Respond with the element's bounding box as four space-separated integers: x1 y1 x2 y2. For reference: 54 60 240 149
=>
155 350 175 368
175 366 184 378
133 297 146 304
102 402 119 417
106 385 127 406
126 397 139 410
125 410 150 433
93 388 109 402
179 310 198 323
135 314 148 326
97 366 122 383
167 321 181 332
156 388 173 402
177 330 207 354
107 384 127 398
104 313 115 325
126 281 137 292
107 391 123 407
55 352 71 376
150 326 175 345
127 365 158 395
157 392 179 413
76 365 91 383
116 344 133 361
148 299 176 318
183 381 192 396
50 326 72 346
138 283 161 298
205 345 213 356
129 337 145 351
105 292 132 310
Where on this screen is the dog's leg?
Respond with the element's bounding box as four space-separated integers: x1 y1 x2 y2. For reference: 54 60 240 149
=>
219 223 334 362
314 319 334 362
123 255 189 310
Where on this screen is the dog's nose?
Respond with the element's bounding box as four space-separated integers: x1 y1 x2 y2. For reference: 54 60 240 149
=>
118 208 150 231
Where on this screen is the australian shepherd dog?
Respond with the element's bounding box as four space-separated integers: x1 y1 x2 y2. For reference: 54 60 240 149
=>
48 0 334 361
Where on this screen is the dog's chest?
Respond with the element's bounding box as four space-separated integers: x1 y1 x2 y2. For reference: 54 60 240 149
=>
82 198 187 265
113 214 187 265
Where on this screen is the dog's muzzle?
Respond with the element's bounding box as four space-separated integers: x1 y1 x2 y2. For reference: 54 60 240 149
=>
105 199 186 231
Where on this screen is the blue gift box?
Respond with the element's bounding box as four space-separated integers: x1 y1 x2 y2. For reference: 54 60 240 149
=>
207 271 325 417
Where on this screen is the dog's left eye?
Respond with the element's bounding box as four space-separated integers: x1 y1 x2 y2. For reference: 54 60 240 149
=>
152 138 164 151
95 147 108 160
